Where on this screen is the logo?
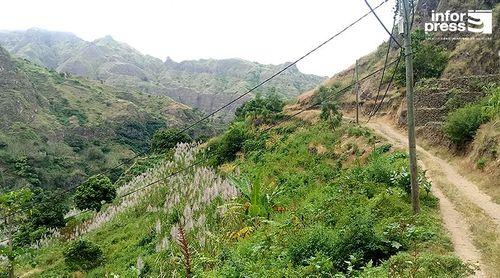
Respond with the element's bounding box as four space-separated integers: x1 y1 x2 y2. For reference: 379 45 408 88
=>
425 10 493 35
467 10 492 34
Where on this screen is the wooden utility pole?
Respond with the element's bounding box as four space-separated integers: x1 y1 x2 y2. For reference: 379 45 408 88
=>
402 0 420 214
354 59 359 124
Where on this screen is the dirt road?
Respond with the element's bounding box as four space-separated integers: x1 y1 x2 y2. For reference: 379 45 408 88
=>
365 121 498 277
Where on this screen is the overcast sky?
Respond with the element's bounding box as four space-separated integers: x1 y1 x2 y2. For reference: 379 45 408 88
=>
1 0 397 76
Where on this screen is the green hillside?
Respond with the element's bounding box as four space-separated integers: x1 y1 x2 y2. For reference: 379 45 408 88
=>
0 45 203 190
296 0 499 196
15 113 473 277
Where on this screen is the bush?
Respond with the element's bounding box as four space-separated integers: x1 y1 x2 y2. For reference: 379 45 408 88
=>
150 128 192 153
63 240 105 271
235 92 284 124
320 101 342 129
74 175 116 211
30 188 69 228
393 30 449 85
443 104 487 144
387 253 475 277
476 157 487 170
206 122 248 166
86 146 105 161
331 209 388 271
482 85 500 119
289 226 335 267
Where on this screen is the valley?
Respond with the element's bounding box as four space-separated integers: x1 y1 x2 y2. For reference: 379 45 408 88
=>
0 0 499 277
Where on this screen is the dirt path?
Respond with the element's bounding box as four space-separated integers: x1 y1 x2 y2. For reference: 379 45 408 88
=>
367 121 500 226
365 120 492 277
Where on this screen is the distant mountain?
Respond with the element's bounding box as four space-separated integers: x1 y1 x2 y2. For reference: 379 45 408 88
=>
0 29 326 117
0 45 203 190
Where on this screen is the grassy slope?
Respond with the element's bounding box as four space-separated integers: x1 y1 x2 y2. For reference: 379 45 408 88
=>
17 121 472 277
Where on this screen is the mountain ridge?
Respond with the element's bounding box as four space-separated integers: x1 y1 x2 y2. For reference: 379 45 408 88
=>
0 29 326 117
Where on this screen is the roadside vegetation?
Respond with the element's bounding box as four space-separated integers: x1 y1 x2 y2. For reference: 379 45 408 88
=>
443 85 499 145
10 97 475 277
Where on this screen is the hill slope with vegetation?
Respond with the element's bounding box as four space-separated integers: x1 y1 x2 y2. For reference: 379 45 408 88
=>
13 98 475 277
0 45 204 191
295 0 499 198
0 29 325 117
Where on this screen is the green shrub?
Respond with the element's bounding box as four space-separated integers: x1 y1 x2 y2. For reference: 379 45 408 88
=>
482 85 500 119
289 226 335 267
320 101 342 129
393 30 449 85
86 146 105 161
347 126 372 138
63 240 105 271
373 143 392 155
476 157 487 170
150 128 192 153
443 104 487 144
364 153 393 185
331 210 389 271
74 175 116 211
206 122 248 166
387 253 475 277
235 92 284 124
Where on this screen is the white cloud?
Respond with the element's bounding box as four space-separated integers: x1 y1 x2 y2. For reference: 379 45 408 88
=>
0 0 397 76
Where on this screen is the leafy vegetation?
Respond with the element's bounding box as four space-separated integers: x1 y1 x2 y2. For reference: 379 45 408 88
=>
235 92 285 124
63 240 105 271
14 116 472 277
74 175 116 211
320 100 342 128
150 128 192 154
15 188 69 246
393 30 449 85
0 46 204 192
0 188 33 277
443 85 499 145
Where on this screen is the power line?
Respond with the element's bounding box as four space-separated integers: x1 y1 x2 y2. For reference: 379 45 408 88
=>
172 0 390 137
56 0 392 191
367 1 400 118
27 55 408 236
364 0 402 48
365 50 404 123
117 57 406 199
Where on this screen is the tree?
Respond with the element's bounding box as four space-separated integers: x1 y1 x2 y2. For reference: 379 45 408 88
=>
320 100 342 129
393 30 449 85
74 175 116 211
15 188 69 246
206 122 248 166
0 188 33 278
150 128 192 153
235 92 284 124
